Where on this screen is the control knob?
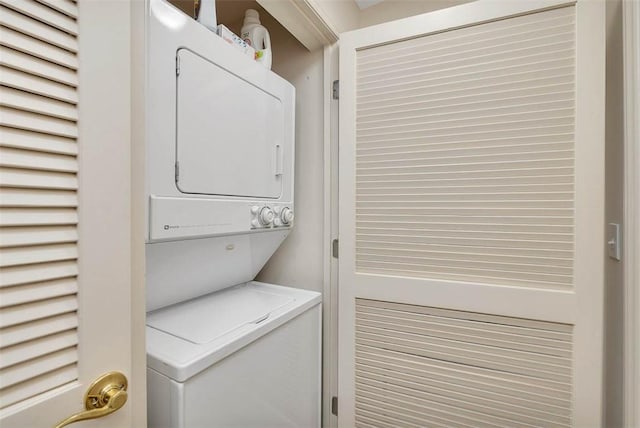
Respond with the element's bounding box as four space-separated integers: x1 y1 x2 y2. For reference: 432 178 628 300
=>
258 207 275 226
280 207 294 225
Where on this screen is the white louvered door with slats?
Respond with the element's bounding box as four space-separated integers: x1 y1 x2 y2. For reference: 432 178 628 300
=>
0 1 141 427
338 1 605 427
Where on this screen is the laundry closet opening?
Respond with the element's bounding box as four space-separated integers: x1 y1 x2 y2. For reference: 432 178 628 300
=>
144 1 326 426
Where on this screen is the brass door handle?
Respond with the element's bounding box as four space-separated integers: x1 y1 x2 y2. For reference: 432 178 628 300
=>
55 371 128 428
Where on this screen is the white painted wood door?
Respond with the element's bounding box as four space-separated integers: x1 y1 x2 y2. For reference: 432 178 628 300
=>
0 1 143 427
338 1 605 426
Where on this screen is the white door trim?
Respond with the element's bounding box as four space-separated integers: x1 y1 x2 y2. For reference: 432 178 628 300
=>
322 43 340 428
257 0 339 50
623 0 640 426
130 0 148 425
337 0 575 45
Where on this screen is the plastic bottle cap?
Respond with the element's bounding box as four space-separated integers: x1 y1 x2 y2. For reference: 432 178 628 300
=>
244 9 260 24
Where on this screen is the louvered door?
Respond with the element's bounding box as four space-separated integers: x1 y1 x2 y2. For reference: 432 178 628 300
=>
338 1 605 427
0 1 139 426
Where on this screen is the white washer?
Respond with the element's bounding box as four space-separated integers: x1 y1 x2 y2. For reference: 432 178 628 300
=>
146 282 321 428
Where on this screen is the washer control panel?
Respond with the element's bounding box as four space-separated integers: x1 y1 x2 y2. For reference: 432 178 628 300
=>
250 205 294 229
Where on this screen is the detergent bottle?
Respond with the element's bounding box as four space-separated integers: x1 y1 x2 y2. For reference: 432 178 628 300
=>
241 9 272 69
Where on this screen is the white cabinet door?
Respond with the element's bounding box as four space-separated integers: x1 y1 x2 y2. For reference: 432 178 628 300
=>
0 1 143 427
338 1 605 426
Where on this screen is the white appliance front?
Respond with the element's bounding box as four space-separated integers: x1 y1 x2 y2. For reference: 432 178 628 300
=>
146 282 322 428
145 230 289 311
145 0 297 310
146 0 295 242
176 49 284 199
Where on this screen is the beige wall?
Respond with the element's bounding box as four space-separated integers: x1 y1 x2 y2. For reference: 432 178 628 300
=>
313 0 361 33
605 0 625 426
358 0 473 27
313 0 474 32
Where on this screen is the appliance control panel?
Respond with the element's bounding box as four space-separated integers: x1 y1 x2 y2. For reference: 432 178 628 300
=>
250 205 294 229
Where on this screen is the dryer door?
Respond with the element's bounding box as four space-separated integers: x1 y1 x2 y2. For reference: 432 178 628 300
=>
176 48 283 199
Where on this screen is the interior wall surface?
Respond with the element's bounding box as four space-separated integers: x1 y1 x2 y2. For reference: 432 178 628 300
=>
358 0 474 27
314 0 361 33
604 0 625 426
311 0 475 33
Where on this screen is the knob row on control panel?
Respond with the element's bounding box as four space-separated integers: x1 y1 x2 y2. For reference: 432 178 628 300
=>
251 205 294 228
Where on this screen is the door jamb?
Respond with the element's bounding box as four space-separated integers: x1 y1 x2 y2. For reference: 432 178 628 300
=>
130 0 148 425
623 0 640 425
257 0 339 51
323 43 340 428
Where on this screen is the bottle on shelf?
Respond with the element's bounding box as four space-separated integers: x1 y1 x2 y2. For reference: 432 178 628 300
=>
196 0 217 32
241 9 272 69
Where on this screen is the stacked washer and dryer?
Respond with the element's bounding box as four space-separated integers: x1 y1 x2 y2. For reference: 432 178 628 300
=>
143 1 322 426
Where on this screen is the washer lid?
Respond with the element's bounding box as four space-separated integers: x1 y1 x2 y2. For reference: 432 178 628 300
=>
147 284 294 344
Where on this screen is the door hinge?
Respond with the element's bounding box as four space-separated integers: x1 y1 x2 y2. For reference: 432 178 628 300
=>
175 161 180 182
176 56 181 76
332 80 339 100
332 239 339 258
331 396 338 416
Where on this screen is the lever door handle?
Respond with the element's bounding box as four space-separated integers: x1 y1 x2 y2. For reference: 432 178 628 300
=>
55 371 128 428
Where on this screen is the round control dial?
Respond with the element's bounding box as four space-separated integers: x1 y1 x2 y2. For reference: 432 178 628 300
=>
258 207 275 226
280 207 294 225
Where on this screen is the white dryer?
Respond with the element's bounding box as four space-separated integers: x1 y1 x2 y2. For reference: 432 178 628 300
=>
143 1 321 426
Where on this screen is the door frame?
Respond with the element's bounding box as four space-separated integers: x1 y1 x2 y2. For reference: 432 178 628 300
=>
623 0 640 425
323 43 340 428
130 0 148 426
257 0 339 51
